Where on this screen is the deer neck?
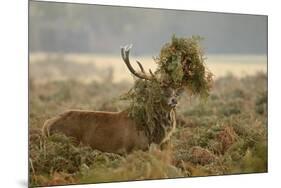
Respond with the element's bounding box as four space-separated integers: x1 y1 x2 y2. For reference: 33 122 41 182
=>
150 108 176 144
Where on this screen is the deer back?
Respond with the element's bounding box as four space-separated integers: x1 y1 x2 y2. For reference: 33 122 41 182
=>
42 110 150 154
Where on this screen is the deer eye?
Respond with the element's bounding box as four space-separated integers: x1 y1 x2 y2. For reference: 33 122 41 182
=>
175 89 183 96
163 92 170 98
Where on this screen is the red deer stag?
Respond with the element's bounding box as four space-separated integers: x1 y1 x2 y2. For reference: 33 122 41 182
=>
42 45 180 154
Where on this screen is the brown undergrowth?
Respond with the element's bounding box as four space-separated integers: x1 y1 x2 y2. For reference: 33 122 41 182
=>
29 72 267 187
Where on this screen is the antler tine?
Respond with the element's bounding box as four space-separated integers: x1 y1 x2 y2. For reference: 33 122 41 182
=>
136 61 145 73
121 44 153 80
149 69 155 77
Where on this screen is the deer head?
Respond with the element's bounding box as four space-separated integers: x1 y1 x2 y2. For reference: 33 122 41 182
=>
121 45 182 110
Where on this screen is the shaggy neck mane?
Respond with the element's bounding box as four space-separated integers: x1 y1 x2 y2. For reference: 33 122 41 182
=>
123 79 175 144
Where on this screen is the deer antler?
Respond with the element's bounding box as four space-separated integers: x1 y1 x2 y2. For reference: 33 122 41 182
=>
121 45 154 80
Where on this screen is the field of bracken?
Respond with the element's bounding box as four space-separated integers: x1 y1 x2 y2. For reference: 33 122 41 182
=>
29 56 267 187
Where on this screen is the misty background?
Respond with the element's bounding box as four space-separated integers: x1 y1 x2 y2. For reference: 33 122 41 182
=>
29 1 267 56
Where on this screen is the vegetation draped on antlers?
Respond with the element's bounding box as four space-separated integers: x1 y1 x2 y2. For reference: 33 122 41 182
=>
121 36 214 143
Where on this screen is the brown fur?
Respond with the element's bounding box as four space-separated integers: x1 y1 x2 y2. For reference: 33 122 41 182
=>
42 110 150 154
